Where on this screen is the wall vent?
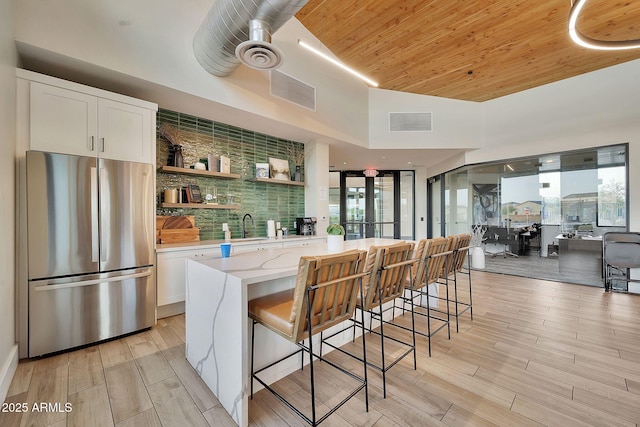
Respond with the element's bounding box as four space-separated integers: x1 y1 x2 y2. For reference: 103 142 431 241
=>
270 70 316 111
389 112 432 132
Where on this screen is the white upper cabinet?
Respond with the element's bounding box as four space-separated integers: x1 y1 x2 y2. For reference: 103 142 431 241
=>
29 82 98 157
97 98 153 163
20 70 157 164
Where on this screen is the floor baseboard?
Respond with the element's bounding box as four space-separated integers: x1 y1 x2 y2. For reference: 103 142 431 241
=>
0 344 18 402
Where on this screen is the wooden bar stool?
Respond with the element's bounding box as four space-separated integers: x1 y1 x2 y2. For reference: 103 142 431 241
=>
449 233 473 332
397 237 451 356
321 242 415 398
249 249 369 427
430 234 474 332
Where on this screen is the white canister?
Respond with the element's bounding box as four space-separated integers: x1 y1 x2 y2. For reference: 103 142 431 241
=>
267 220 276 238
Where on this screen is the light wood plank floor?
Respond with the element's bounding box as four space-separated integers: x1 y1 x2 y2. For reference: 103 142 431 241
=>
2 271 640 426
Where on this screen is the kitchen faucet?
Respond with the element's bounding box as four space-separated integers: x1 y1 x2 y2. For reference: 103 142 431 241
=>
242 213 254 238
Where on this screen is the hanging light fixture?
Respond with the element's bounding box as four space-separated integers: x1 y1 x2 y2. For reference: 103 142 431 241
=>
569 0 640 50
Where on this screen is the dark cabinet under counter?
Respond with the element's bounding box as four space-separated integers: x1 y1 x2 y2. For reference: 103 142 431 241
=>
558 237 603 280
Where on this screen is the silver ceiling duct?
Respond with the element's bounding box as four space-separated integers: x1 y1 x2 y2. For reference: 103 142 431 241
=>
193 0 309 76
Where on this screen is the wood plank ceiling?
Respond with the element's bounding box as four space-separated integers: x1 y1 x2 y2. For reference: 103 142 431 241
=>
295 0 640 102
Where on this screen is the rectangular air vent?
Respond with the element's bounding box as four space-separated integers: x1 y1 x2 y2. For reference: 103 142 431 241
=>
389 112 432 132
270 70 316 111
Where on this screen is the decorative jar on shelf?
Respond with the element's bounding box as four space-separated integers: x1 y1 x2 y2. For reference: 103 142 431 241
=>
294 165 301 182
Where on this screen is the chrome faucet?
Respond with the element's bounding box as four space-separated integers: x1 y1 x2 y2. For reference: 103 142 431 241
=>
242 213 254 238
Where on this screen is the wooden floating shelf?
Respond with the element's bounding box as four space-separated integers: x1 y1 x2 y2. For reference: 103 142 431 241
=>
250 178 305 186
160 203 240 210
158 165 240 180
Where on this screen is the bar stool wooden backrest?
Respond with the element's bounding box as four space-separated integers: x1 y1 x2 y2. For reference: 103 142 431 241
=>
360 242 415 311
409 237 450 291
408 239 427 286
439 235 458 280
453 234 472 273
290 249 368 343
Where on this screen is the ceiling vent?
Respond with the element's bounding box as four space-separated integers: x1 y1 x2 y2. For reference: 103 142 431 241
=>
193 0 309 77
235 20 283 71
270 69 316 111
389 112 433 132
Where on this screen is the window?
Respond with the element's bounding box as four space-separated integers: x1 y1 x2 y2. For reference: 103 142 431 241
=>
436 144 628 235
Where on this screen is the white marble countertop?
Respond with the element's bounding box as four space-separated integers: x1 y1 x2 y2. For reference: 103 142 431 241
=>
156 234 323 253
191 238 401 285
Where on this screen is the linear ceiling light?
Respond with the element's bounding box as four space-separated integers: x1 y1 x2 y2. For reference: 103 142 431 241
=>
569 0 640 50
298 39 379 87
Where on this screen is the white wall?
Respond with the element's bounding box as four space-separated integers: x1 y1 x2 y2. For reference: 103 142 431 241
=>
0 0 18 402
369 88 481 149
13 0 370 149
304 140 330 234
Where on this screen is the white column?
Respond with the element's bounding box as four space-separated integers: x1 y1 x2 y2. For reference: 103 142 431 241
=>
304 140 330 236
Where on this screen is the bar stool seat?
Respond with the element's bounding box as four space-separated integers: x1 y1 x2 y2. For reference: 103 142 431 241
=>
249 249 369 427
249 290 296 338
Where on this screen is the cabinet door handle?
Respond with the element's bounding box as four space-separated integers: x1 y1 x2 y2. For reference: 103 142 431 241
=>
89 136 95 151
100 138 105 152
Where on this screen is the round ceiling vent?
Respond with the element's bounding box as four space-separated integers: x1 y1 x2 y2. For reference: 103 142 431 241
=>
235 40 284 70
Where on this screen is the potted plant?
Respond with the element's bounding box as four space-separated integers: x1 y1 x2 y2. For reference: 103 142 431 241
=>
326 223 345 252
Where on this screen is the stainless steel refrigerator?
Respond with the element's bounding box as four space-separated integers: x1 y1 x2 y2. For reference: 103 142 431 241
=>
26 150 156 357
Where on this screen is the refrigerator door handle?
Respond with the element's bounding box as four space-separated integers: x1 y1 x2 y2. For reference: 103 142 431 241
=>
91 166 99 263
99 167 108 263
32 269 152 292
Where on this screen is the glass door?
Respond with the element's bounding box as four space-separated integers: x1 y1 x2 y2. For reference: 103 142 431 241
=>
341 171 406 240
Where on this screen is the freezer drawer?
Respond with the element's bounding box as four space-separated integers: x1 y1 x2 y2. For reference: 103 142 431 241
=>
28 268 156 357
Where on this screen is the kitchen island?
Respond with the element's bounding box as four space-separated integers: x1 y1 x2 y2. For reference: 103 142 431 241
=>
155 235 325 318
185 238 434 427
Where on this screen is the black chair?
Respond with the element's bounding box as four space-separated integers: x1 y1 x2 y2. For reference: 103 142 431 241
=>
496 227 519 257
483 227 503 257
603 232 640 292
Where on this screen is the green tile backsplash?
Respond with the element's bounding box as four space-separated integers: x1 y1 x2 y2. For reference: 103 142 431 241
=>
156 109 305 240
